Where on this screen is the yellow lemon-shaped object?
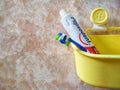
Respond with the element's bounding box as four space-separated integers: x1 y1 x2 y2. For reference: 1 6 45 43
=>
90 8 108 25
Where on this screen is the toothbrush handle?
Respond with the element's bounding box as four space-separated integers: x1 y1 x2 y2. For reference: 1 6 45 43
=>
70 39 87 52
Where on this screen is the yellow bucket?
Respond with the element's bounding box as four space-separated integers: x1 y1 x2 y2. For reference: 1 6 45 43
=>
73 27 120 89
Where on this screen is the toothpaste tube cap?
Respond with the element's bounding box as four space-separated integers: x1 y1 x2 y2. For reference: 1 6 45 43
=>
90 7 108 25
59 9 69 18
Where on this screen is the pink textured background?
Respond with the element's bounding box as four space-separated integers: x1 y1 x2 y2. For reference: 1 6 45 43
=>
0 0 120 90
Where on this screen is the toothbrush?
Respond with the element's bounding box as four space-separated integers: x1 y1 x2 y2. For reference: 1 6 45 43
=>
55 33 87 52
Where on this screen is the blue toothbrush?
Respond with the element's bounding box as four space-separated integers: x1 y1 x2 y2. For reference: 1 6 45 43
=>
55 33 87 52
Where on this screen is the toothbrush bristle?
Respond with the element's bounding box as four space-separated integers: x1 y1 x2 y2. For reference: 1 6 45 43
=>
55 33 71 46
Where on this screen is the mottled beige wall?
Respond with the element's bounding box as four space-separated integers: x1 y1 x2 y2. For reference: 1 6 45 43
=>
0 0 119 90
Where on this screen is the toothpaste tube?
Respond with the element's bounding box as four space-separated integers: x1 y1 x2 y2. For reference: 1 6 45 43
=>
59 9 99 54
55 33 87 52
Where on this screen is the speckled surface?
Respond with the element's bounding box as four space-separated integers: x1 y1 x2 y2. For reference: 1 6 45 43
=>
0 0 120 90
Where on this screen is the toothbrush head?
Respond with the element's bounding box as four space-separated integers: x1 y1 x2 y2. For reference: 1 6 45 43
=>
55 33 71 46
55 33 62 40
65 38 71 46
